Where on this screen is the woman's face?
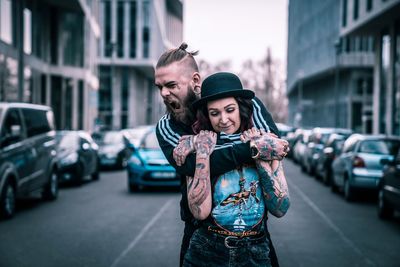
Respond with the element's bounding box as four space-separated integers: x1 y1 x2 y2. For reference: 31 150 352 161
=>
207 97 241 134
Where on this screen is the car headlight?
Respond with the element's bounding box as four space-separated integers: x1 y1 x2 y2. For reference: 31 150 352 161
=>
61 153 78 165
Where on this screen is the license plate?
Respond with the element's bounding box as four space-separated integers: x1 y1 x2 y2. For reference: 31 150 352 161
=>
151 172 176 179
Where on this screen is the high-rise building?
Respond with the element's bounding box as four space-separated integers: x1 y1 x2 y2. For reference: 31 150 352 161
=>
287 0 375 133
97 0 183 130
0 0 100 131
340 0 400 135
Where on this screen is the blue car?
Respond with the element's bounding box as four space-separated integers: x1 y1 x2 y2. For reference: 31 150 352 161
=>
127 126 180 192
331 134 400 201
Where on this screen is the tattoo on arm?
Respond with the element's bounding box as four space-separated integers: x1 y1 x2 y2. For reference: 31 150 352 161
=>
256 160 290 217
187 157 212 220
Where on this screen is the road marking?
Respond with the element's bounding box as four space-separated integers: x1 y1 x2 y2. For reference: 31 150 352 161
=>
289 182 377 267
110 198 174 267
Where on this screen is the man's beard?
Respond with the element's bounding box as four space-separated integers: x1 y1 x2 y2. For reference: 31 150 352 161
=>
165 86 198 125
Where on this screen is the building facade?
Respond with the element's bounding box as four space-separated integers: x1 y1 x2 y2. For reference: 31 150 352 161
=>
340 0 400 135
97 0 182 130
0 0 100 131
287 0 375 133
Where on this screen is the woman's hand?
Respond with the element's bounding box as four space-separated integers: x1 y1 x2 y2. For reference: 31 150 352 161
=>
194 130 217 159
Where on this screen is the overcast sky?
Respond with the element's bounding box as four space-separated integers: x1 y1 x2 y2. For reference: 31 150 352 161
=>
183 0 288 72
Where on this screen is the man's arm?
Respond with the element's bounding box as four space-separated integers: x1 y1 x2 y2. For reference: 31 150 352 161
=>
156 114 253 178
186 131 215 220
156 99 281 177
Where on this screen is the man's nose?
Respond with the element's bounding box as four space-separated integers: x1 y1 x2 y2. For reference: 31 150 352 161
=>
160 87 170 98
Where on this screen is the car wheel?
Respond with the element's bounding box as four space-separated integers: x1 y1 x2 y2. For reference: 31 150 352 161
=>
344 178 354 202
0 179 16 219
330 174 339 193
92 168 100 181
75 163 84 185
42 169 59 201
323 169 331 186
129 183 139 192
377 187 394 219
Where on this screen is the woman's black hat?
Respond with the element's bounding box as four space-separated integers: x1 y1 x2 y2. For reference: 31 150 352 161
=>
192 72 255 109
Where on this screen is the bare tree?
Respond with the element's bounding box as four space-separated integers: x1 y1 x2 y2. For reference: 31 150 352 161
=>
239 48 288 123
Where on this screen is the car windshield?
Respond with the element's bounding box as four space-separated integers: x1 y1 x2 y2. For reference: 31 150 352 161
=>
359 140 400 155
126 127 152 147
141 131 160 149
0 108 3 120
56 133 79 149
93 132 123 145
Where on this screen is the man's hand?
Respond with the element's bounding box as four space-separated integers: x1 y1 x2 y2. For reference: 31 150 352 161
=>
194 130 217 159
240 127 289 160
173 135 195 166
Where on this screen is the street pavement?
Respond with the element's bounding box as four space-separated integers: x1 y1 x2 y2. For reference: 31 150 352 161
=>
0 160 399 267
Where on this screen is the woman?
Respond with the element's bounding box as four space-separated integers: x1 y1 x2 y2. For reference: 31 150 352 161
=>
180 72 290 267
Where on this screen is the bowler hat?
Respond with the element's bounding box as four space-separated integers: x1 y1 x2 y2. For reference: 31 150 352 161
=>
192 72 255 109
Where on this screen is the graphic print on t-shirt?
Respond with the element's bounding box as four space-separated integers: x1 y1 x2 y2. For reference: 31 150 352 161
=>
212 166 265 233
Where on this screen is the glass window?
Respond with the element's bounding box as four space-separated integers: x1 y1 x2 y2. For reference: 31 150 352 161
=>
366 0 373 11
380 33 390 133
117 1 124 58
0 108 23 147
394 22 400 135
62 12 84 67
103 0 112 57
0 0 13 44
23 7 32 54
21 109 51 137
142 1 150 58
353 0 359 20
78 81 84 130
342 0 347 27
129 1 137 58
359 140 400 155
142 131 159 149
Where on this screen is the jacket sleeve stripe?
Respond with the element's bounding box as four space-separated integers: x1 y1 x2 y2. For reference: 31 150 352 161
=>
252 99 271 132
157 115 179 146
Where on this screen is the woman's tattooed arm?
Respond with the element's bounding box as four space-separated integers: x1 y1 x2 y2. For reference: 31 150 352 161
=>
187 131 216 220
256 160 290 218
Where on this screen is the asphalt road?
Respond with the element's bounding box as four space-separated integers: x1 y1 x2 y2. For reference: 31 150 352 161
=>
0 160 399 267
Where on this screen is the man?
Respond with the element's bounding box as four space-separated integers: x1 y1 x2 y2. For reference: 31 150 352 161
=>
155 43 287 266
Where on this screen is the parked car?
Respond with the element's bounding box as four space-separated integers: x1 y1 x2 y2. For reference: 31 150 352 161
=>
331 134 400 201
314 133 349 185
55 131 100 185
378 149 400 219
292 129 312 171
92 131 133 169
0 103 59 219
127 126 180 192
276 123 295 138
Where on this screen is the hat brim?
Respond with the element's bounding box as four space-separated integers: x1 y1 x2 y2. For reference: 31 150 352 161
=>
192 89 255 110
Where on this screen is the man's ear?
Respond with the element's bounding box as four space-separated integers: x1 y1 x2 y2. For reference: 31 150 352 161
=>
192 72 201 94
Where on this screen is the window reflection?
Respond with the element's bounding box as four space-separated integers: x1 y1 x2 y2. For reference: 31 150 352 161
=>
0 0 12 44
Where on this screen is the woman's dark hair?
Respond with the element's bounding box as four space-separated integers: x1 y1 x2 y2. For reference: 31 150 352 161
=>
192 97 254 134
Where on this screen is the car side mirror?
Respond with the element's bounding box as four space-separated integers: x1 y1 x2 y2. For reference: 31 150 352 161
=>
10 125 21 138
127 142 136 152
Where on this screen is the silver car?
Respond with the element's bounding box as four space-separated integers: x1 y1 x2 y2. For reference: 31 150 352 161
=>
331 134 400 201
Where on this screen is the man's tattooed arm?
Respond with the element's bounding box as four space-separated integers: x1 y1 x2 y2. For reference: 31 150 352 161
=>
256 160 290 218
173 135 195 166
187 131 216 220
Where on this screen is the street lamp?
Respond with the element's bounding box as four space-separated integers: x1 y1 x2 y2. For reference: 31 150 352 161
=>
334 39 341 128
